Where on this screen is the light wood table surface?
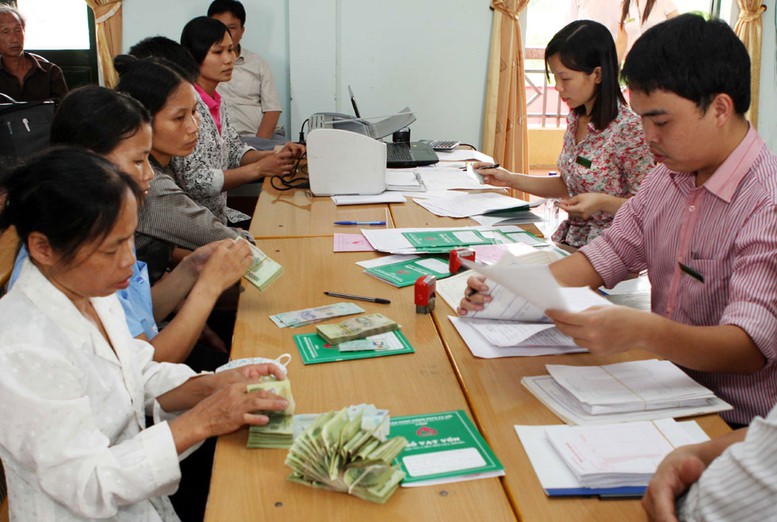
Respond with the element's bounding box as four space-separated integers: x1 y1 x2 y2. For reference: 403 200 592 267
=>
0 227 19 290
430 298 732 522
205 236 516 521
250 180 393 239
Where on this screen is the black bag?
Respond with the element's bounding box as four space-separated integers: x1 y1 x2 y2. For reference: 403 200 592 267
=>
0 93 54 161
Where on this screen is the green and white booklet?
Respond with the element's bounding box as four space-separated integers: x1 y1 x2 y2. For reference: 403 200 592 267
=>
390 410 504 486
357 254 451 287
294 330 414 365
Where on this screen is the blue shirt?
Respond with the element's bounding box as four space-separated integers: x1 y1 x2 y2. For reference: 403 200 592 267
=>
9 246 158 340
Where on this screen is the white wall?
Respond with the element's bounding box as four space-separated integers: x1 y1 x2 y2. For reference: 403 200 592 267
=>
123 0 492 147
122 0 291 133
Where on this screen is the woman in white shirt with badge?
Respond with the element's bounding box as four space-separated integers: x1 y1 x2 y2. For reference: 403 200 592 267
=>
0 147 288 521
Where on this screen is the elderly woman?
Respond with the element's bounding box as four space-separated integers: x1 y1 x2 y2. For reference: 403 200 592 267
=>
0 147 288 521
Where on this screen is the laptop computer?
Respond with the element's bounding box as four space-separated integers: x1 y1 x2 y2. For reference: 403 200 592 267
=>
348 86 439 169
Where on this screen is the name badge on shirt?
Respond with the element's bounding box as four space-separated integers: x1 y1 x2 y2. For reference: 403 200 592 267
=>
679 262 704 283
575 155 592 169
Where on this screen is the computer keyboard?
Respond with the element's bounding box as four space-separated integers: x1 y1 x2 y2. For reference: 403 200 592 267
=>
419 139 460 151
387 143 414 162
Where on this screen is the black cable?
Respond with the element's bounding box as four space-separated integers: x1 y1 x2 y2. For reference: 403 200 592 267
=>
270 152 309 191
298 118 309 145
458 143 477 150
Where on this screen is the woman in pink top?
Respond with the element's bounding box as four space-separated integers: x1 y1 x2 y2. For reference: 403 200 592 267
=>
477 20 654 247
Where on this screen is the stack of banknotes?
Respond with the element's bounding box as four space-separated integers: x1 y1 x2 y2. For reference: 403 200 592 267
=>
316 313 399 345
285 404 407 504
244 243 284 292
246 379 296 449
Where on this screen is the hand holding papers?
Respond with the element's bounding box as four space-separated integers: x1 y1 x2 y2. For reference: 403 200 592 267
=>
460 254 612 320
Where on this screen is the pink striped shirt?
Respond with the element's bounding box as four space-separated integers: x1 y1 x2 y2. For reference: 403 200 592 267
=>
580 126 777 425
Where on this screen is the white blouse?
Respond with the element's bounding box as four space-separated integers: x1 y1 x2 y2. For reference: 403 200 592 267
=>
0 259 196 521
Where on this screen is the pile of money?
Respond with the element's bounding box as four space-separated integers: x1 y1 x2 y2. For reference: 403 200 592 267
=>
316 313 399 345
269 302 365 328
244 243 284 292
246 379 296 449
285 404 407 504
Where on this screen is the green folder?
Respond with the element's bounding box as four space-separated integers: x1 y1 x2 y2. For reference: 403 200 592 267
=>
294 330 414 365
364 256 451 287
390 410 504 486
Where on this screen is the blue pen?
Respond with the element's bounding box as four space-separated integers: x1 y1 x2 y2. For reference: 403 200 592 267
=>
334 221 386 226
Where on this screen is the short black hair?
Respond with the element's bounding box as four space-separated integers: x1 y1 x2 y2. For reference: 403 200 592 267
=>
114 55 186 117
207 0 246 26
128 36 200 84
50 85 151 155
545 20 625 130
0 147 142 266
622 14 750 115
180 16 231 66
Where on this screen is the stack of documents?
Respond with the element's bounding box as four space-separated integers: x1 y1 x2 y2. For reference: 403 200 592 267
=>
516 418 709 496
413 191 530 218
522 360 732 424
245 243 284 291
246 379 296 448
286 405 407 504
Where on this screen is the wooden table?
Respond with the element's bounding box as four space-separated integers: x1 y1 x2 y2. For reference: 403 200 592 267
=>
205 237 516 521
0 227 18 291
251 181 393 238
207 183 730 521
430 298 731 521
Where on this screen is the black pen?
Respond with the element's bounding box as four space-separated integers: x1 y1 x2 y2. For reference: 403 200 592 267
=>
324 291 391 304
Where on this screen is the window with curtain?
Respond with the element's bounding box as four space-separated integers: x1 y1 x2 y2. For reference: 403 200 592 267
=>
16 0 98 88
524 0 732 129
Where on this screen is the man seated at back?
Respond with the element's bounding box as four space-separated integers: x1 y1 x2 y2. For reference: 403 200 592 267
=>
0 6 67 102
460 14 777 428
208 0 286 150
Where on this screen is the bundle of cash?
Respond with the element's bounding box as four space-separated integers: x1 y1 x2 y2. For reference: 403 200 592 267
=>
244 243 284 292
316 313 399 345
285 404 407 504
269 302 365 328
246 379 296 449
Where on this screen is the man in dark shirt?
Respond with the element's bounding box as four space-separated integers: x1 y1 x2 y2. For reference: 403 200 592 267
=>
0 6 67 102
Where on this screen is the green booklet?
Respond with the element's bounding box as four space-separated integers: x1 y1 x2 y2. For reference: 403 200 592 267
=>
294 330 414 365
390 410 504 486
364 256 451 287
401 230 494 251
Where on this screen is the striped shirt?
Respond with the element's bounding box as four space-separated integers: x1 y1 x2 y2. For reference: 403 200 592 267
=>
678 404 777 521
580 126 777 425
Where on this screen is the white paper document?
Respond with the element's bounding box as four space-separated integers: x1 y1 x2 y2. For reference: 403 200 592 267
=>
434 149 495 163
521 374 732 425
546 359 721 414
515 419 709 492
449 316 586 358
462 254 611 318
361 225 524 254
331 193 406 205
413 191 529 218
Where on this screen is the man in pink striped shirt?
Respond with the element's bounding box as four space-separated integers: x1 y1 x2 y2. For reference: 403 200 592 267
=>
461 14 777 427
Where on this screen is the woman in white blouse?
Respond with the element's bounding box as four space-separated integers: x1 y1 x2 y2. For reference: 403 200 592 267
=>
0 147 289 521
